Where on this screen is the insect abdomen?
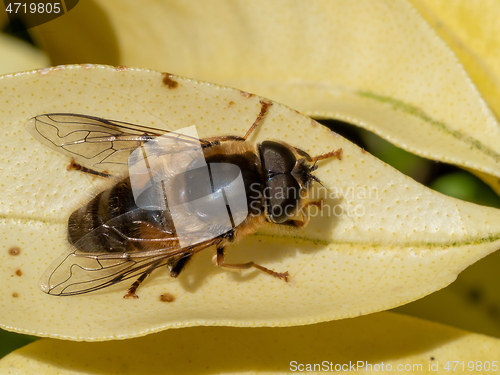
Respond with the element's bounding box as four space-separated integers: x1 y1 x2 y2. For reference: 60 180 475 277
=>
67 178 138 252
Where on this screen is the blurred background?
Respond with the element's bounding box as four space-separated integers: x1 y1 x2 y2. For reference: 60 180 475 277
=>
1 0 500 358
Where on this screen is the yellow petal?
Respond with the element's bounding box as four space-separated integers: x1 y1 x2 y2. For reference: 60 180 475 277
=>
1 65 500 340
1 312 499 374
32 0 500 180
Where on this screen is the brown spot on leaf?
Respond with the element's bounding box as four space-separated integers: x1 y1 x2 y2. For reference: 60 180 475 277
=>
15 269 22 276
162 73 178 89
67 159 81 171
8 246 20 256
12 292 19 298
240 91 254 98
159 293 175 302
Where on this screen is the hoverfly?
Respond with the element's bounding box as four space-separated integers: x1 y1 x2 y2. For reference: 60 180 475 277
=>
27 101 342 298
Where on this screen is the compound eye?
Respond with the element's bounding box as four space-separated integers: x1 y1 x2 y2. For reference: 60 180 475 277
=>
266 174 300 223
260 141 297 174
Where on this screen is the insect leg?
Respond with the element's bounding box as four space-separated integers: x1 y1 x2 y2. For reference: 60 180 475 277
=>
123 260 162 299
169 255 193 278
215 246 289 282
200 100 272 144
294 148 343 163
277 200 323 229
312 148 343 161
67 159 112 178
243 100 273 140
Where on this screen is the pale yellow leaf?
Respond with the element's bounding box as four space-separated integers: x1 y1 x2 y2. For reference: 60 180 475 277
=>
28 0 119 66
1 312 499 374
410 0 500 121
395 249 500 338
408 0 500 193
0 34 49 75
32 0 500 180
1 65 500 340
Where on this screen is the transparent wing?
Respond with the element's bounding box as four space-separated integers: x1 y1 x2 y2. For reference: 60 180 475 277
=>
40 248 179 296
26 113 211 174
40 208 221 296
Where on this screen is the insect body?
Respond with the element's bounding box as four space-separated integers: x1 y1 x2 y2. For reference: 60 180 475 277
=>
27 101 342 298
